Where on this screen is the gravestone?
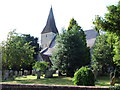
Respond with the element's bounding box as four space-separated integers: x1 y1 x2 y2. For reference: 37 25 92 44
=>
9 70 14 80
19 71 22 76
3 70 9 80
27 70 30 75
14 71 18 77
32 70 36 76
45 69 56 78
24 70 28 76
0 70 2 81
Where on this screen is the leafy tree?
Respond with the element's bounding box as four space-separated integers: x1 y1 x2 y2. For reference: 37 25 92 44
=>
33 61 48 79
23 34 39 61
93 1 120 70
93 1 120 35
91 34 114 74
52 25 90 77
1 30 36 71
92 2 120 86
20 34 40 74
113 38 120 67
1 41 8 70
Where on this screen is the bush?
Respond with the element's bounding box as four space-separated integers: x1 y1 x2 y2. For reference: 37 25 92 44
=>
33 61 49 79
73 66 95 86
33 61 48 72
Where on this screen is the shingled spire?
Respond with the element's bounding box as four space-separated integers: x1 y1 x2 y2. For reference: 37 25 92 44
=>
41 7 58 34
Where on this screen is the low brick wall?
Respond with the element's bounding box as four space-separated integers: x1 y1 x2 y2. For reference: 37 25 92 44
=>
0 83 109 90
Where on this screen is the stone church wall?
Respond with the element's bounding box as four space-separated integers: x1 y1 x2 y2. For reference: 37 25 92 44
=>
41 32 56 49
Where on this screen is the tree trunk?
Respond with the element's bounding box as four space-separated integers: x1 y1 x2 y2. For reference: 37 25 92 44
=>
37 71 41 79
58 71 62 76
30 70 32 75
110 76 116 86
93 69 98 81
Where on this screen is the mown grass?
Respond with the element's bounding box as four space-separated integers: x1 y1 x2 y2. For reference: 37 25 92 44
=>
1 74 73 85
1 74 120 86
95 76 120 86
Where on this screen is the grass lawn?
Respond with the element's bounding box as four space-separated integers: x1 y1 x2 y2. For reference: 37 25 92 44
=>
1 74 73 85
96 76 120 86
1 74 120 86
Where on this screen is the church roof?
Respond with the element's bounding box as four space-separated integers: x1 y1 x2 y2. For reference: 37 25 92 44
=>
85 29 98 48
41 29 98 56
41 7 58 34
40 35 56 56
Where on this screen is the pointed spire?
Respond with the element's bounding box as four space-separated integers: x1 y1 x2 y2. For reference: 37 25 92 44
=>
41 6 58 34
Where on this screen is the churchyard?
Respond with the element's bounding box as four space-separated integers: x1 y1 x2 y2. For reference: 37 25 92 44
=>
1 70 120 87
1 1 120 90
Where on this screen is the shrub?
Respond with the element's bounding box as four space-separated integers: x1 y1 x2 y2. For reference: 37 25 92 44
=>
73 66 95 86
33 61 49 79
33 61 48 72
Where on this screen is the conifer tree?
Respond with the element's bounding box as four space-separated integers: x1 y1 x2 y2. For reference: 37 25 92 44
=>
52 19 90 77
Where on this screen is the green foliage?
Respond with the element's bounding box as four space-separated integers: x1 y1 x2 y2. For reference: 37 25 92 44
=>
68 18 81 31
33 61 48 79
1 30 36 70
91 34 114 73
23 34 39 60
52 20 90 77
93 1 120 72
113 40 120 67
33 61 48 72
93 1 120 35
67 18 86 46
73 66 95 86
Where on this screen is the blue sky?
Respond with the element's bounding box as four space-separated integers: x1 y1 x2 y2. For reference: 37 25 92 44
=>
0 0 119 42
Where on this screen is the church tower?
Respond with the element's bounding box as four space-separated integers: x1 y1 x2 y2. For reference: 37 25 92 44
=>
41 7 58 49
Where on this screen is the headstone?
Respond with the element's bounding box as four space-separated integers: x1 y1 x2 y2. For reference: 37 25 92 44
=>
2 70 4 80
56 70 59 74
27 70 30 75
32 70 36 76
3 70 9 80
24 70 27 76
0 70 1 90
14 71 18 77
9 70 14 80
45 69 56 78
19 71 22 76
0 70 2 81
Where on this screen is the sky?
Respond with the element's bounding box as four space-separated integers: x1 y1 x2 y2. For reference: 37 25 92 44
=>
0 0 119 43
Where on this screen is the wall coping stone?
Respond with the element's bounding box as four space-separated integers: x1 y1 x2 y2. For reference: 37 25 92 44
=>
0 83 109 89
